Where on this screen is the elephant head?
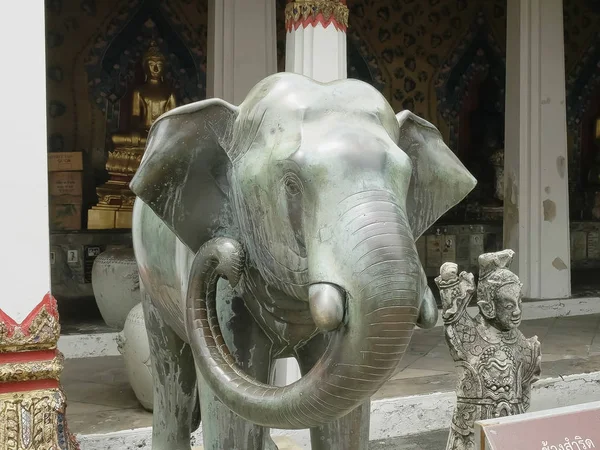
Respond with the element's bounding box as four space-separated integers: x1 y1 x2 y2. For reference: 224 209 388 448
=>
130 73 476 429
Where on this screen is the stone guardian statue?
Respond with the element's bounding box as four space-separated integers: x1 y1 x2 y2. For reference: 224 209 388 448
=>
435 249 541 450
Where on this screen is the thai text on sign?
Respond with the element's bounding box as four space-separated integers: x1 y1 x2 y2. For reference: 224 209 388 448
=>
475 401 600 449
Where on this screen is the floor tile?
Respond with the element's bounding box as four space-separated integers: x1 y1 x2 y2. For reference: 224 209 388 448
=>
68 405 152 434
64 379 140 409
409 355 456 373
390 368 451 381
62 356 129 385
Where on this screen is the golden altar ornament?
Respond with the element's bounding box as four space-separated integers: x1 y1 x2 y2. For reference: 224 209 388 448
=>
0 294 79 450
88 40 177 229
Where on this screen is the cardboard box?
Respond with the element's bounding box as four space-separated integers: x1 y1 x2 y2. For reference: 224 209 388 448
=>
48 152 83 172
49 203 82 231
49 171 82 203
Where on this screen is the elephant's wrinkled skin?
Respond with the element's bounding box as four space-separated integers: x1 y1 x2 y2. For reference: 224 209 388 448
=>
130 73 476 450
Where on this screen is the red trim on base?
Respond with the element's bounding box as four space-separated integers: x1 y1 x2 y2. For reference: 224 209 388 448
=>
0 349 57 364
0 293 57 338
286 13 347 32
0 379 59 394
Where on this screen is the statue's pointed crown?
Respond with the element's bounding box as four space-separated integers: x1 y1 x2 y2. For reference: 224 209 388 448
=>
143 40 165 61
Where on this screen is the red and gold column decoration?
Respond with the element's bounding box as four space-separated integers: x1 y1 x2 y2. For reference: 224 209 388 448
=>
284 0 349 82
285 0 349 32
0 294 79 449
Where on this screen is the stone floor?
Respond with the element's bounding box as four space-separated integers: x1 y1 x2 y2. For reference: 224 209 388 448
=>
370 430 449 449
193 437 302 450
203 433 451 450
63 314 600 436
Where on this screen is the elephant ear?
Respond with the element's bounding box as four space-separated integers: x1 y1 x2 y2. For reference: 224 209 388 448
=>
130 99 239 253
396 110 476 239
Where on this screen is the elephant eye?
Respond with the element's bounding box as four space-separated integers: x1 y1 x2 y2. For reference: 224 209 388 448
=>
283 172 303 197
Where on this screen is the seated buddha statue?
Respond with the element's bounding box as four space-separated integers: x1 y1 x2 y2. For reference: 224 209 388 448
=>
111 40 177 148
88 41 177 229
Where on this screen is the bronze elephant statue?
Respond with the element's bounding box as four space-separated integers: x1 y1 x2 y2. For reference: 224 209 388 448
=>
130 72 476 449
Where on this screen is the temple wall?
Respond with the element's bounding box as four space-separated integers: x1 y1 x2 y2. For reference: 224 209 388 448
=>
44 0 600 227
342 0 600 200
347 0 507 141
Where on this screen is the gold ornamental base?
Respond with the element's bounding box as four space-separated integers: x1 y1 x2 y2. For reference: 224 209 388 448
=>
87 177 136 229
88 144 144 230
88 208 133 229
88 208 117 229
0 388 78 450
0 294 79 450
116 210 133 228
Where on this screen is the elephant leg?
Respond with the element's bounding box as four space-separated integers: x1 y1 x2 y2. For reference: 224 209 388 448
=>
141 283 199 450
199 281 276 450
297 335 370 450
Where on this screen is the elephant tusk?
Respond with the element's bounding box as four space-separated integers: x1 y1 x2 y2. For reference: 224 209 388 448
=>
416 286 439 329
308 283 345 332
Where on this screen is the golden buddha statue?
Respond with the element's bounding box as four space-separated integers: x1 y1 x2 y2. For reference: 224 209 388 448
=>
88 41 177 229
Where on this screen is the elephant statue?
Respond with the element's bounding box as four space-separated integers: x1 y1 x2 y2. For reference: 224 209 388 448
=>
130 72 476 450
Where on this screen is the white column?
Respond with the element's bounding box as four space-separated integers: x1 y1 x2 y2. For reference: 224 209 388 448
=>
504 0 571 299
285 0 348 82
0 2 78 447
206 0 298 386
1 1 51 321
207 0 277 105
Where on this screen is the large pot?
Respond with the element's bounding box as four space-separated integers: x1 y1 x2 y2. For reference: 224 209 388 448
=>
91 247 140 329
117 302 154 411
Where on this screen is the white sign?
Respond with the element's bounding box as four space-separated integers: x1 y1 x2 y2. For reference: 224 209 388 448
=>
476 401 600 450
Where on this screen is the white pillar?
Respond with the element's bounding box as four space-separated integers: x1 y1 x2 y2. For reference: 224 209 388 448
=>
1 2 51 320
0 2 78 447
504 0 571 299
206 0 298 386
207 0 277 105
285 0 348 82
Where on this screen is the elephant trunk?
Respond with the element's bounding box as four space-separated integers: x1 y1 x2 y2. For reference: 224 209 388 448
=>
186 191 420 429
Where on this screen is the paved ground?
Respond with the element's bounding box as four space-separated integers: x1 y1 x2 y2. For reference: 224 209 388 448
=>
370 431 449 449
63 314 600 435
192 433 449 449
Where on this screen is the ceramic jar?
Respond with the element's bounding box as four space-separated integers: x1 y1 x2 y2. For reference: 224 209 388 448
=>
116 302 154 411
91 247 140 329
